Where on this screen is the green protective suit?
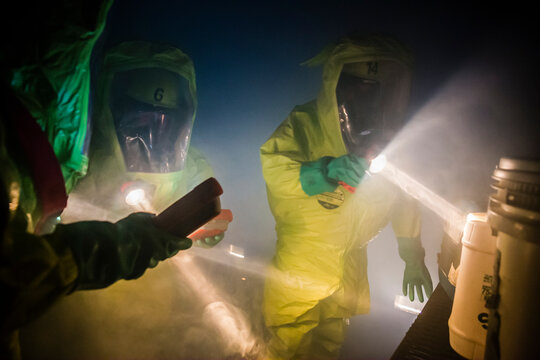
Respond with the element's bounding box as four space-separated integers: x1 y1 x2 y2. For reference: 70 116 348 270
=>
5 1 114 194
261 36 425 360
62 40 214 223
0 1 113 358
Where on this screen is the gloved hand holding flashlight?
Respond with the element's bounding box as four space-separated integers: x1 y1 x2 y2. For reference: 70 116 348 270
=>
300 154 368 196
327 154 369 189
64 178 224 290
331 154 388 193
60 212 193 290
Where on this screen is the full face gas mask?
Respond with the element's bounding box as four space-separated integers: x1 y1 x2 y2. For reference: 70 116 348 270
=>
336 60 411 160
109 67 194 173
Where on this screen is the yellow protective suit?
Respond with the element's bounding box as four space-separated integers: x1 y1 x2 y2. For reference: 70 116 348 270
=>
17 42 215 359
63 40 213 222
261 35 422 360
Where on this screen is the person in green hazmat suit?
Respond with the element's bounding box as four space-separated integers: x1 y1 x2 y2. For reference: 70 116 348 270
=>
0 3 206 359
260 33 433 360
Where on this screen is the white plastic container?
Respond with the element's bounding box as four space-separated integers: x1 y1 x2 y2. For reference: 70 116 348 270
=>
448 213 497 359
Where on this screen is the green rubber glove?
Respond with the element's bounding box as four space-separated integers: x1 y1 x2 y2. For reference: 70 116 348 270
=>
327 154 369 187
194 233 224 248
300 156 338 196
300 155 368 196
54 212 192 290
397 237 433 303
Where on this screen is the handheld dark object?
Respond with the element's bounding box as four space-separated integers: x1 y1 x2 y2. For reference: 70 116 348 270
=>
152 177 223 237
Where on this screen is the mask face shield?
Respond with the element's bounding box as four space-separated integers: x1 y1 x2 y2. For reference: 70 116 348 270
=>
336 60 411 159
109 68 194 173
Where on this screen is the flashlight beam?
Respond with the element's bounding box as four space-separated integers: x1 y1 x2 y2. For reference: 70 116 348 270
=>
381 161 466 241
171 253 259 356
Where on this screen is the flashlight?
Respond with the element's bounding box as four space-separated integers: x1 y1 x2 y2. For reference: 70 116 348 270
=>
121 181 154 212
368 153 387 174
152 177 222 238
339 153 388 193
125 188 146 206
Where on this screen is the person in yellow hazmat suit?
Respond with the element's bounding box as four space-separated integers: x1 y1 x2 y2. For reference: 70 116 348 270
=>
16 40 231 359
62 40 226 246
260 33 433 360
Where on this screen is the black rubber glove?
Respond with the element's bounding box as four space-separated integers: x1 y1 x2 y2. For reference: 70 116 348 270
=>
52 212 192 291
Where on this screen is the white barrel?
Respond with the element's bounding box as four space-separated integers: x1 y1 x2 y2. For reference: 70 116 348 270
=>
448 213 497 359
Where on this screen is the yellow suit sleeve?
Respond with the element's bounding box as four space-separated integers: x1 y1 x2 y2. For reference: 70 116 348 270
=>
391 190 422 239
260 116 307 201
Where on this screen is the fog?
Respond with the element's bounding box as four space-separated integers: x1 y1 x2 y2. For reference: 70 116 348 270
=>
19 1 538 360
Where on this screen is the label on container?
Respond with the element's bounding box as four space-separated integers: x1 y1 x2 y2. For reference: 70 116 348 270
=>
478 273 493 330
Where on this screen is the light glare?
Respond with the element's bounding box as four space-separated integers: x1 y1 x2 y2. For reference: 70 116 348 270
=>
394 295 424 315
369 154 387 173
229 244 245 259
125 188 146 206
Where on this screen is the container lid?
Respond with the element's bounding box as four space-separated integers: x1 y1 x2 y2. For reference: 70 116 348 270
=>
491 157 540 205
466 212 488 223
461 212 497 252
489 196 540 222
492 169 540 184
498 157 540 173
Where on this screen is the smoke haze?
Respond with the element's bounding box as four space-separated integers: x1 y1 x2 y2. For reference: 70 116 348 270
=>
19 1 538 360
